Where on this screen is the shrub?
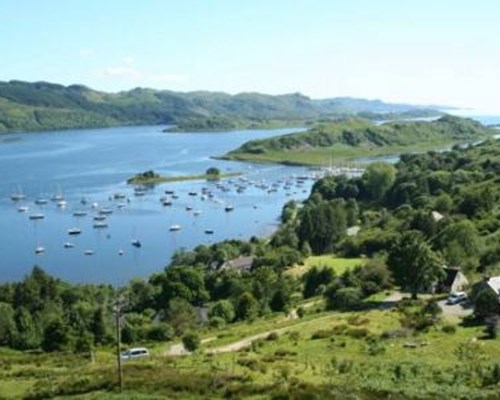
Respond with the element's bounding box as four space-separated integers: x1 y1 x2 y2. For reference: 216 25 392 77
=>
381 328 411 339
346 315 370 326
147 323 174 341
208 316 226 329
346 327 369 339
442 323 457 334
266 332 280 341
484 316 499 339
274 348 297 357
209 300 235 323
325 287 363 311
182 332 201 352
296 306 306 318
311 329 333 340
288 331 300 342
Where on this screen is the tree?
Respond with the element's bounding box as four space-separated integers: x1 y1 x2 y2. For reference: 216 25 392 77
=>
363 162 396 201
387 231 443 299
13 306 40 350
42 319 71 352
474 289 500 320
208 300 235 323
0 303 16 346
324 286 363 311
182 332 201 352
90 307 107 345
236 292 259 321
165 297 197 335
206 167 220 177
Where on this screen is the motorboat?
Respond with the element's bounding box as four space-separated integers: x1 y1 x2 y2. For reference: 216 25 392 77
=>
17 206 29 213
169 224 181 231
35 198 48 205
64 242 75 248
35 246 45 255
93 215 106 221
84 250 94 255
29 213 45 220
68 228 82 235
131 239 142 248
224 205 234 212
99 208 113 215
73 210 87 217
93 221 108 228
204 229 214 235
118 249 124 256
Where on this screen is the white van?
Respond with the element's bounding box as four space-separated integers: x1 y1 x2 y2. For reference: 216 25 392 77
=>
120 347 150 360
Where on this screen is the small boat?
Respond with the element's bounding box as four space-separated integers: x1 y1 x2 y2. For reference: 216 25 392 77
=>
11 193 26 201
165 190 175 195
91 202 99 209
29 213 45 220
193 210 202 216
64 242 75 248
169 224 181 231
116 203 126 209
185 206 193 211
188 191 197 196
35 198 48 205
80 197 88 205
99 208 113 215
93 215 107 221
204 229 214 235
118 249 124 256
68 228 82 235
224 205 234 212
131 239 142 248
73 211 87 217
11 186 26 201
56 200 67 208
17 206 29 213
84 250 94 256
35 246 45 255
172 195 179 199
113 193 126 199
93 222 108 228
162 200 172 206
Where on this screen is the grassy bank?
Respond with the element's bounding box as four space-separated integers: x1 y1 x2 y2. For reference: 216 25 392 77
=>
127 172 242 185
222 139 467 166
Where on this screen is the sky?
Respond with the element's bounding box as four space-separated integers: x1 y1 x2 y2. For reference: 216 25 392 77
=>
1 0 499 112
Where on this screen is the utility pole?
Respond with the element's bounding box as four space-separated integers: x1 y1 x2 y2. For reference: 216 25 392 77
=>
114 295 127 393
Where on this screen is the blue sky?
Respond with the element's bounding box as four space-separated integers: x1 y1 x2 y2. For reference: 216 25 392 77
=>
1 0 499 111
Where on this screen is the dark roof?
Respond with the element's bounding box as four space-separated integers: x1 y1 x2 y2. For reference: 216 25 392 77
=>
441 267 460 289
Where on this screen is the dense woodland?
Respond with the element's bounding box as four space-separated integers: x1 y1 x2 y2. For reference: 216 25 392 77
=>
0 80 441 133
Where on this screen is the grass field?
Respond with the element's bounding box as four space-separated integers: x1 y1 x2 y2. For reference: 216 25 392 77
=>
3 293 500 399
286 255 366 277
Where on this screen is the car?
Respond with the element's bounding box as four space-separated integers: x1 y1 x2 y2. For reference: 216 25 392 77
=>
445 292 467 305
120 347 150 360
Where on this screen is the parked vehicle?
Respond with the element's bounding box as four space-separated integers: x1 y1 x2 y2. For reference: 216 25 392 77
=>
120 347 150 360
446 292 467 305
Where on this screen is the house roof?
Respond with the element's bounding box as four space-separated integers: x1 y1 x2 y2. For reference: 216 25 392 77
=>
486 277 500 296
441 267 461 289
221 256 254 271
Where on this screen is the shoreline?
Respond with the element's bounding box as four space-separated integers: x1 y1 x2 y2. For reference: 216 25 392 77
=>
127 171 242 185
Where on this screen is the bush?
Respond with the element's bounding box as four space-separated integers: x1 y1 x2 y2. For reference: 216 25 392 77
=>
346 327 369 339
325 287 363 311
266 332 280 341
209 316 226 329
442 323 457 334
296 306 306 318
182 332 201 352
484 316 499 339
147 323 174 341
311 329 334 340
209 300 235 323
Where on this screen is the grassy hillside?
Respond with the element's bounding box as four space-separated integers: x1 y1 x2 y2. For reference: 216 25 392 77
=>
223 115 495 165
0 80 443 133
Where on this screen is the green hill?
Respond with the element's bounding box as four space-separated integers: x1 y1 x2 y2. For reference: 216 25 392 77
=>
223 115 495 165
0 80 443 133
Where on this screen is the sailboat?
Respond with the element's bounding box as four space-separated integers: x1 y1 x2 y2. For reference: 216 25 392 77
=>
35 245 45 255
10 186 26 201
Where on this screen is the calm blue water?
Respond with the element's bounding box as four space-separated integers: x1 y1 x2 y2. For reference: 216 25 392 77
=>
0 126 315 284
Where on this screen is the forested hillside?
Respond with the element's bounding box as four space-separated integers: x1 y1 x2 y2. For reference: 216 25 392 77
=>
0 80 441 133
224 115 495 164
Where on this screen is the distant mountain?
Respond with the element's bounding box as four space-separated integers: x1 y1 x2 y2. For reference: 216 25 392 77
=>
0 80 445 133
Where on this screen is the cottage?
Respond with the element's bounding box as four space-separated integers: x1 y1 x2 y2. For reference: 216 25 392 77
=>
472 276 500 299
436 267 469 294
220 256 255 272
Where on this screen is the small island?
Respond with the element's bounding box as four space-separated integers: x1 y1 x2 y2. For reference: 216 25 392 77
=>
127 167 241 185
